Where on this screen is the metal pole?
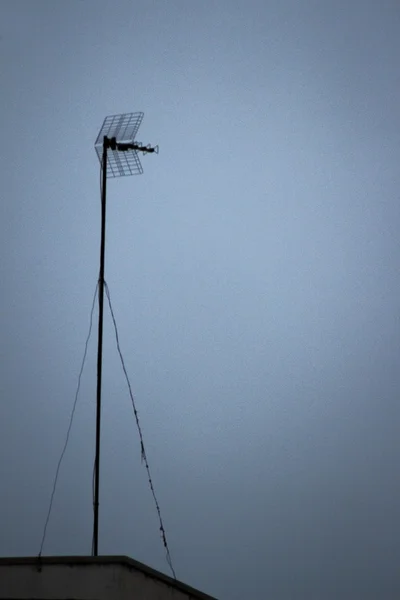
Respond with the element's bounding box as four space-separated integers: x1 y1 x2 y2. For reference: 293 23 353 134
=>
93 136 108 556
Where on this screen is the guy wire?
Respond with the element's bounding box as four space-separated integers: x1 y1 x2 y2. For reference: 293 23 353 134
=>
104 280 177 580
38 283 99 557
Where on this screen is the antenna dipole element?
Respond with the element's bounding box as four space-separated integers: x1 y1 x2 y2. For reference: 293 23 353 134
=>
93 113 158 557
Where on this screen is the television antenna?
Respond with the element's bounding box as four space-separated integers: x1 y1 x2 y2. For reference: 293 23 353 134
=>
93 112 158 556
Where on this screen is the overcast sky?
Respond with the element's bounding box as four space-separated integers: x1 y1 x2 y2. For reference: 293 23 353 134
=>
1 1 400 598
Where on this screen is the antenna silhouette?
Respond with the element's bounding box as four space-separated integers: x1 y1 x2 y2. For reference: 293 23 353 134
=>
93 113 158 557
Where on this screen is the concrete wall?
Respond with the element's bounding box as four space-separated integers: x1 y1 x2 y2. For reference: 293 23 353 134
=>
0 557 216 600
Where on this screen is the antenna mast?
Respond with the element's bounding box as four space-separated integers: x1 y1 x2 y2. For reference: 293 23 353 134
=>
93 113 158 556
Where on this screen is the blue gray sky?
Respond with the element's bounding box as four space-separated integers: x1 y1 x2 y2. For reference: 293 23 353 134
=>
1 1 400 598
